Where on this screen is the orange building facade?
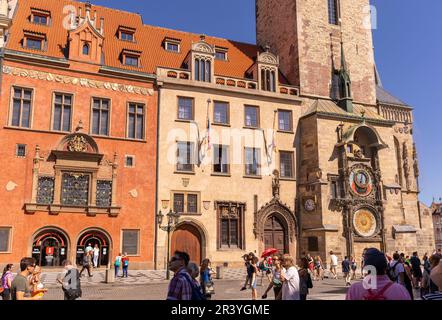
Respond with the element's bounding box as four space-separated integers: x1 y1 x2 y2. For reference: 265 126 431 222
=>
0 0 157 269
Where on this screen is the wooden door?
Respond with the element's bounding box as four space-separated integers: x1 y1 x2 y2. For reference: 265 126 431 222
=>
264 215 287 254
171 224 202 264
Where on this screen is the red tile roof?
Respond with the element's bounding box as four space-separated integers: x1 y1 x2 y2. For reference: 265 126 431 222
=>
7 0 262 80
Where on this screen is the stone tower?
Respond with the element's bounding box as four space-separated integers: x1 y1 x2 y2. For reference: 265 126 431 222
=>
256 0 376 105
257 0 434 261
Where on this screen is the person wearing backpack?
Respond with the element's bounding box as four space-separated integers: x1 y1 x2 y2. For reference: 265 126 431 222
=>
346 248 411 300
166 251 193 300
387 253 405 285
121 252 129 278
57 260 82 300
114 253 122 277
299 257 313 300
187 262 207 301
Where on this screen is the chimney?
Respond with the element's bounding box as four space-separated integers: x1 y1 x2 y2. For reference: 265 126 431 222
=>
79 7 82 18
100 17 104 35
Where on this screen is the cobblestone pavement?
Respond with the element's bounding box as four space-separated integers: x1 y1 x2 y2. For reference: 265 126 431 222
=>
42 278 350 300
39 268 248 287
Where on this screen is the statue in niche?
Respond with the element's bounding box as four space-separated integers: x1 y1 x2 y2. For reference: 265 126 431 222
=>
272 170 280 199
402 142 411 190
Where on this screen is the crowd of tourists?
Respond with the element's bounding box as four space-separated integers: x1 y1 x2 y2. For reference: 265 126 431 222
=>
165 248 442 301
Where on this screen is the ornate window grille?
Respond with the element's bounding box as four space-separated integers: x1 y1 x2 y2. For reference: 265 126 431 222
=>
36 177 55 205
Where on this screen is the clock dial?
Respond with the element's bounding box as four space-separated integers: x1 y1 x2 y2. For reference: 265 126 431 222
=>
349 167 373 197
353 209 377 237
304 199 316 212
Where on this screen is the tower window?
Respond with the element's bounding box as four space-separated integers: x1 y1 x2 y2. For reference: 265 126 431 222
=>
328 0 340 25
83 43 90 55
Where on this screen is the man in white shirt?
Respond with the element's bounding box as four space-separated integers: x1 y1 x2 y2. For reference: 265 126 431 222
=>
280 254 300 300
330 251 338 279
92 244 100 268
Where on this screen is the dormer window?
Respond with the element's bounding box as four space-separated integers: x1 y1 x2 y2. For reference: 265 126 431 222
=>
164 37 181 53
83 43 90 55
261 68 276 92
194 58 211 82
31 8 50 26
122 49 141 67
118 26 135 42
215 47 228 61
24 32 46 51
257 50 279 93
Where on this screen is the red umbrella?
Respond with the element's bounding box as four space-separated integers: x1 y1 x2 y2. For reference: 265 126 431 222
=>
261 248 278 258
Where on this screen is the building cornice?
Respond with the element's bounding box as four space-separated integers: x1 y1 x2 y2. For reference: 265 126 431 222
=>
157 77 303 104
4 49 70 68
300 110 395 127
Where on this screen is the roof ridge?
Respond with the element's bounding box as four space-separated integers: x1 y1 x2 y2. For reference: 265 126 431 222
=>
69 0 143 18
140 23 258 48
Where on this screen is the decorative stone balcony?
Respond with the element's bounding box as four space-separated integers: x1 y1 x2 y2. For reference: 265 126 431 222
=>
157 67 300 99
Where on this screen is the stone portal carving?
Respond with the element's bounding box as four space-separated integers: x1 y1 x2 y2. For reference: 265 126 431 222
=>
272 170 280 199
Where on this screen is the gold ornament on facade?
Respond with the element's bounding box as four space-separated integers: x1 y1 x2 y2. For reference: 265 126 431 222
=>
67 135 88 153
353 209 377 237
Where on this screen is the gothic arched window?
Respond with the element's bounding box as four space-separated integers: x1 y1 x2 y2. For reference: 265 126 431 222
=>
83 43 90 55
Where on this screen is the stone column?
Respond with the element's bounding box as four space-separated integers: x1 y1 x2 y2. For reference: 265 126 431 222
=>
30 146 41 203
111 152 118 207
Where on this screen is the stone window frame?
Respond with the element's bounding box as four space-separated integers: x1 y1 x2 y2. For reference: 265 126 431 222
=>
118 26 136 43
327 0 341 25
277 109 293 132
244 105 260 129
164 37 181 53
121 49 142 68
215 46 228 61
124 155 135 168
244 147 262 177
126 101 146 140
121 229 140 257
176 141 195 173
171 191 201 215
279 150 295 179
0 226 13 253
212 144 230 175
30 8 51 26
215 201 246 250
260 66 277 92
25 138 121 217
23 31 47 51
50 91 74 133
9 86 35 129
16 144 27 158
90 96 112 137
212 100 230 126
177 96 195 121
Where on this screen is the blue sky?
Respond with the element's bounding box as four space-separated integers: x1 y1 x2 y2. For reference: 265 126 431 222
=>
90 0 441 205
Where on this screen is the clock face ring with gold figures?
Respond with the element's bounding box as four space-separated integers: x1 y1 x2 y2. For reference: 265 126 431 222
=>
352 206 381 239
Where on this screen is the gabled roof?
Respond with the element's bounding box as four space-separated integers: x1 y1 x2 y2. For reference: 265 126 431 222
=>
376 85 411 108
302 99 388 122
7 0 273 81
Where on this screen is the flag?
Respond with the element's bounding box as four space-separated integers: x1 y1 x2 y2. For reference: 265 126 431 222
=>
265 111 278 166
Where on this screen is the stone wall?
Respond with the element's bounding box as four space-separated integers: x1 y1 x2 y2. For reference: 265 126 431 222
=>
256 0 376 104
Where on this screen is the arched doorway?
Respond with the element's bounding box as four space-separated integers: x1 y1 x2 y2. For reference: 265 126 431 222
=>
264 215 288 254
171 224 202 264
32 228 69 267
76 229 111 267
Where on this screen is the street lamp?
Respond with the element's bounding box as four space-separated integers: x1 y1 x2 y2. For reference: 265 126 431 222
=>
157 209 180 280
